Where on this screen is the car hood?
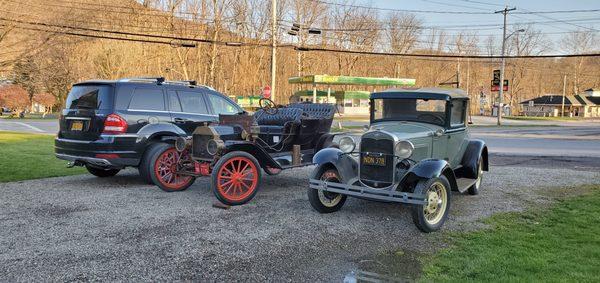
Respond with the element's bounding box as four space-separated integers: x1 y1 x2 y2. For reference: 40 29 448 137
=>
367 121 443 140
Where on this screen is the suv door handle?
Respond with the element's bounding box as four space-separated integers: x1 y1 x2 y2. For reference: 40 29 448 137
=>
174 117 190 123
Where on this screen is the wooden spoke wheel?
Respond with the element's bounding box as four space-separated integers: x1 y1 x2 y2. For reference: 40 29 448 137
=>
211 151 262 206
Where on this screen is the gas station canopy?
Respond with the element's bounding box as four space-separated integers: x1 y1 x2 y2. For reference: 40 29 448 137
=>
288 75 416 86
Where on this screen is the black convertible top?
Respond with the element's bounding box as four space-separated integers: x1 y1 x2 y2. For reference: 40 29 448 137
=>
372 87 469 100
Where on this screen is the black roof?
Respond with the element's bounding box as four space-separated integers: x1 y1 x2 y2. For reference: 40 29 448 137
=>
520 95 598 106
371 87 469 100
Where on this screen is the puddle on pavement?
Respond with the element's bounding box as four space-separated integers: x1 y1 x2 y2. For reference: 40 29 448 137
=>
345 249 424 282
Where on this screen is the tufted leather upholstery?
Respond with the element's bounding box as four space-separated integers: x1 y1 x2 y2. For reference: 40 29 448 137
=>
289 103 336 120
253 108 303 126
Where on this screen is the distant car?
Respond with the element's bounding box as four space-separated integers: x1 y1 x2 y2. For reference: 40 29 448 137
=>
0 107 11 116
55 77 244 181
308 88 489 233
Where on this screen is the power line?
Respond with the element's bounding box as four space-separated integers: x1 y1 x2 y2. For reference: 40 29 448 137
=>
305 0 493 14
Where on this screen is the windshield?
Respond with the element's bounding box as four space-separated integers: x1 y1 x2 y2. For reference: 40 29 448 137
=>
372 98 447 126
65 85 114 110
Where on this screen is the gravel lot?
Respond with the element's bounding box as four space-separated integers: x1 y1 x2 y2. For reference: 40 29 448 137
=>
1 160 599 282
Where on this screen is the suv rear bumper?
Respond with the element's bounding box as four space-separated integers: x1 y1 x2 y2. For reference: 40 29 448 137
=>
55 136 141 167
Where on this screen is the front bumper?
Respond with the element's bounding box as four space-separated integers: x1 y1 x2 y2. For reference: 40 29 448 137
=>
309 179 427 205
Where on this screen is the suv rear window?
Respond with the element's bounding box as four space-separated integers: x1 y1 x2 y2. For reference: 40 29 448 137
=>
65 85 113 110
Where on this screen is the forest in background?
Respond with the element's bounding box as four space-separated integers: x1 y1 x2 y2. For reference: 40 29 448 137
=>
0 0 599 114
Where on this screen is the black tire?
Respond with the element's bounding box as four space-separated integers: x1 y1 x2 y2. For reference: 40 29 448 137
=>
138 143 160 184
411 176 452 233
308 169 347 213
148 142 196 192
211 151 262 206
468 158 484 195
85 164 120 177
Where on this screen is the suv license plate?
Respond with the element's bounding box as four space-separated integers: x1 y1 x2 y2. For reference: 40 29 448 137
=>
362 155 386 166
71 121 84 131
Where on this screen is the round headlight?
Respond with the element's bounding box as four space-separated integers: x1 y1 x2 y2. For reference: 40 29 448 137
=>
206 139 220 155
395 140 414 159
339 136 356 153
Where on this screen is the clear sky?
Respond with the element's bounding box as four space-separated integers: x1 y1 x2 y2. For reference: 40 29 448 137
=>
337 0 600 53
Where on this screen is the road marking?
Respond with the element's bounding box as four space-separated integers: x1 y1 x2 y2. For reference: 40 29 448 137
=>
15 122 45 132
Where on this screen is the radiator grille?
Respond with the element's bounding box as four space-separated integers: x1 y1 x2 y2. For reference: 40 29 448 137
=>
359 133 394 188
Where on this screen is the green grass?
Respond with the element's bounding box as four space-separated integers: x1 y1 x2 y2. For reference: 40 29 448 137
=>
421 185 600 282
504 116 581 121
0 131 85 182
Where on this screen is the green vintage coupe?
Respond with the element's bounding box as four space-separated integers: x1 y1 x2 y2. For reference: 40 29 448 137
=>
308 88 489 232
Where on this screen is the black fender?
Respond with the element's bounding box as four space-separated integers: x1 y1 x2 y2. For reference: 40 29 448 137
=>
225 141 282 170
136 122 187 144
400 159 458 191
459 139 489 179
311 147 358 183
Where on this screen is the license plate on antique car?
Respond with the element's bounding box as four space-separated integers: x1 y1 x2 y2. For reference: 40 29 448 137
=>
70 121 84 131
362 154 386 166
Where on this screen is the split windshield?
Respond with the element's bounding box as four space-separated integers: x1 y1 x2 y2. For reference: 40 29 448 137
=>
372 98 446 126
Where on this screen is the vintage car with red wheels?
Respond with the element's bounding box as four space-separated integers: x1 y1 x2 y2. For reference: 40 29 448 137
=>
150 98 338 205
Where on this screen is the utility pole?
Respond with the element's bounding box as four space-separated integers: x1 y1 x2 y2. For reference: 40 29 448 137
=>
495 6 516 126
270 0 277 102
561 74 567 117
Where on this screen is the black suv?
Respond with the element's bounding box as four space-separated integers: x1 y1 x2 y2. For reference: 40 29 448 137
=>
55 77 244 183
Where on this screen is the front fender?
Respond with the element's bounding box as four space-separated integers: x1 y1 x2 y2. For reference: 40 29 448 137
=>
225 141 281 169
402 159 458 191
459 139 489 179
311 148 358 183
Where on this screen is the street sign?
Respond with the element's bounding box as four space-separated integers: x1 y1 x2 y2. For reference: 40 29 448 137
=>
491 80 508 92
492 69 501 86
262 85 271 98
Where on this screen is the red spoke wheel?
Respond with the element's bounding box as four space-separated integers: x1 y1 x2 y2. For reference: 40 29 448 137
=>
211 151 262 206
149 143 196 192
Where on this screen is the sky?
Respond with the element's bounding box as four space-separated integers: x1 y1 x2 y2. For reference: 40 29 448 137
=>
336 0 600 53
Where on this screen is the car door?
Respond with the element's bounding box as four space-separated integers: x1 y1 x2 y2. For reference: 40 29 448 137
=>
167 90 218 135
124 86 172 134
446 99 469 168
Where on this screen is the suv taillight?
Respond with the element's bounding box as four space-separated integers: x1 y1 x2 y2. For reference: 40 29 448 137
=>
102 114 128 134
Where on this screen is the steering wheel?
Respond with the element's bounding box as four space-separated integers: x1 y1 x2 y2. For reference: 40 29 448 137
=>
259 98 278 115
417 113 445 124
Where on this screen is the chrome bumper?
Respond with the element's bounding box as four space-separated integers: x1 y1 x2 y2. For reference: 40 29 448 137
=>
56 153 113 167
309 179 427 205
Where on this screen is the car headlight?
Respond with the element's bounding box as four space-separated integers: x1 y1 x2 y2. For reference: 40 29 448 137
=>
339 136 356 153
206 139 224 155
395 140 414 159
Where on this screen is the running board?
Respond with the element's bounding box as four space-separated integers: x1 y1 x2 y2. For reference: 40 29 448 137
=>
456 178 477 193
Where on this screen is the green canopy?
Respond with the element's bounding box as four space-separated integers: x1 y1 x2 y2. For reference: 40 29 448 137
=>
288 75 415 86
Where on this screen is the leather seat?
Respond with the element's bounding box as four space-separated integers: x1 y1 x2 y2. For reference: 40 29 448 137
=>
253 108 303 148
289 103 336 133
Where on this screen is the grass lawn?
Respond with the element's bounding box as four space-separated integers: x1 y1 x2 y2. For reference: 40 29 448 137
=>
505 116 581 121
421 185 600 282
0 131 85 182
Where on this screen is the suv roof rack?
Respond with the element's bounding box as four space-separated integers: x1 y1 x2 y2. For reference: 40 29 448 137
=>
119 77 166 85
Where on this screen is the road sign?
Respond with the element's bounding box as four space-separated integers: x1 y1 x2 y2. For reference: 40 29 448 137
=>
262 86 271 98
492 69 501 85
491 80 508 92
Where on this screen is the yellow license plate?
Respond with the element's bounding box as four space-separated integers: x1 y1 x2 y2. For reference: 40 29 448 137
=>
70 121 84 131
362 155 386 166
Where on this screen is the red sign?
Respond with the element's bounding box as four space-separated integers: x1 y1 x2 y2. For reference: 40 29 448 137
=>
262 86 271 98
491 80 509 92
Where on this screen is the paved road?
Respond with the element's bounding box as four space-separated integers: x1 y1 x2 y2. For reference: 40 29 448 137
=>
0 119 58 134
2 118 600 158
